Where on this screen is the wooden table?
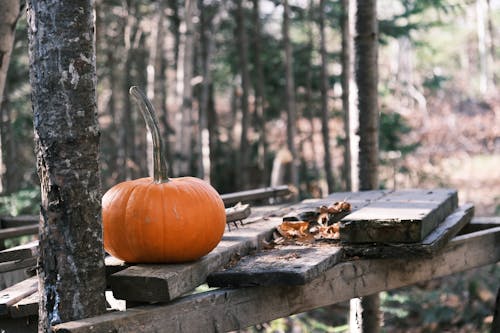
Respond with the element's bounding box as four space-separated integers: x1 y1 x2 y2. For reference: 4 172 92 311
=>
1 189 499 333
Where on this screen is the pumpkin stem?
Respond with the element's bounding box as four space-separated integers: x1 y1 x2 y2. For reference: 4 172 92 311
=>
129 86 170 183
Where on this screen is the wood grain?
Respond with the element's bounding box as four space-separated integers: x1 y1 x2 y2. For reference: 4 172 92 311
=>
53 226 500 333
340 189 458 243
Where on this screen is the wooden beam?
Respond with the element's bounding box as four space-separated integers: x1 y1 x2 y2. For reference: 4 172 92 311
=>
220 186 291 206
53 226 500 333
0 225 38 241
0 241 39 263
0 216 37 228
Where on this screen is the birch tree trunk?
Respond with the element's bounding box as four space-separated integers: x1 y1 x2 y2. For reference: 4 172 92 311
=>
283 0 300 194
350 0 380 332
26 0 107 331
0 0 21 194
340 0 357 192
319 0 335 193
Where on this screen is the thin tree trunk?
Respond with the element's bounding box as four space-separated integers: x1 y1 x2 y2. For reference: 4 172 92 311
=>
340 0 354 191
235 0 251 190
251 0 268 187
476 0 490 94
198 1 223 182
0 0 21 194
283 0 300 194
319 0 335 193
26 0 107 331
350 0 380 332
176 0 196 176
486 0 496 84
356 0 379 191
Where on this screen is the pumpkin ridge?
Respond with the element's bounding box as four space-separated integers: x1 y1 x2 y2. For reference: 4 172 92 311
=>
123 181 145 262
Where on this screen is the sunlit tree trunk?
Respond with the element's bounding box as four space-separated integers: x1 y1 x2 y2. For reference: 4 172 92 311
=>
235 0 251 189
0 0 21 194
27 0 107 331
341 0 359 192
350 0 380 332
252 0 268 187
283 0 299 194
319 0 335 193
198 0 222 182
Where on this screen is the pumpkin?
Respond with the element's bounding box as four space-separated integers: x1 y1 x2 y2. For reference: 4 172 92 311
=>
102 86 226 263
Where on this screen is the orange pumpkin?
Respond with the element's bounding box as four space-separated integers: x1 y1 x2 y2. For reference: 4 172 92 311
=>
102 87 226 263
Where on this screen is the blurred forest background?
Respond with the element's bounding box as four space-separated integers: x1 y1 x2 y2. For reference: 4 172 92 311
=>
0 0 499 331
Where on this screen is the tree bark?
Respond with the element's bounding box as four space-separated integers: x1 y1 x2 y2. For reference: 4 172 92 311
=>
26 0 107 331
356 0 379 192
283 0 300 194
340 0 355 192
351 0 380 332
176 0 196 176
0 0 21 194
235 0 251 190
318 0 335 193
251 0 268 187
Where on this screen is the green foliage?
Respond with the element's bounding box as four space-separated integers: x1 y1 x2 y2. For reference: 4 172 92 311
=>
0 187 40 217
379 111 419 154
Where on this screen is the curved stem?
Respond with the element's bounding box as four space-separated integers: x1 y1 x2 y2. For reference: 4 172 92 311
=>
129 86 170 183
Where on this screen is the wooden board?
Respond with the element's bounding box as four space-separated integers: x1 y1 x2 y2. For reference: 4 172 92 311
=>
340 189 458 243
342 203 474 258
207 245 343 287
0 276 38 316
207 204 474 288
109 191 389 303
53 226 500 333
220 185 291 206
9 291 39 318
0 225 38 241
0 241 39 263
109 207 284 303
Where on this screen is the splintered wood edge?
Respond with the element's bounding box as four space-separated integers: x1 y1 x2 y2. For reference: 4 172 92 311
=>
53 226 500 333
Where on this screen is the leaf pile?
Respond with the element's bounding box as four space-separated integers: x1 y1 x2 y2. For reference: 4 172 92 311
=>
273 201 351 245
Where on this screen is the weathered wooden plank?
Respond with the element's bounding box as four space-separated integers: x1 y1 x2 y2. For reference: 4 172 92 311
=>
342 203 474 258
220 185 291 206
340 189 458 243
0 216 37 228
0 241 39 263
0 258 37 274
109 215 283 303
207 245 343 287
108 191 388 303
461 216 500 234
0 225 38 241
9 291 39 318
53 226 500 333
225 204 251 223
0 276 38 316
